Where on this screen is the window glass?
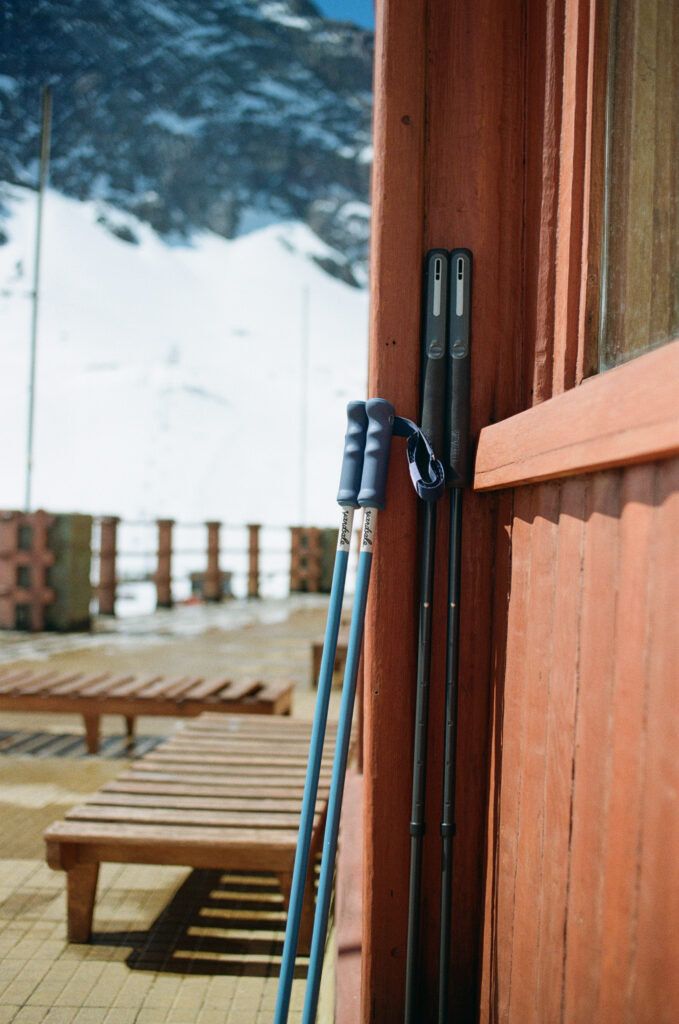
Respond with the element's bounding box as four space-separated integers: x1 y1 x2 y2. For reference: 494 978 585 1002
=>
599 0 679 370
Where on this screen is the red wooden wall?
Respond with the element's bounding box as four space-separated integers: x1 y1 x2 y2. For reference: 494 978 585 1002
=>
481 459 679 1023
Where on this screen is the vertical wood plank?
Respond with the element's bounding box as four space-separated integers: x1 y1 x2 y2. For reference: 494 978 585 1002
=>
479 490 514 1024
491 487 535 1023
649 0 673 343
523 0 565 405
595 463 655 1019
361 0 427 1019
533 476 586 1021
507 483 560 1023
552 0 595 393
620 1 658 352
562 471 621 1020
629 457 679 1023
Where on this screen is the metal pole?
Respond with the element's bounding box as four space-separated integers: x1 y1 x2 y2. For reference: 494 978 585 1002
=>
301 398 394 1024
404 499 437 1022
274 402 368 1024
299 285 310 524
26 84 52 512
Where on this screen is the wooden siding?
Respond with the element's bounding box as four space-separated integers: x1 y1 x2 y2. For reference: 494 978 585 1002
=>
481 457 679 1023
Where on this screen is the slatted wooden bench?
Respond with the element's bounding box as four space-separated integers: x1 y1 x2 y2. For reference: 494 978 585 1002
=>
0 667 293 753
44 713 336 952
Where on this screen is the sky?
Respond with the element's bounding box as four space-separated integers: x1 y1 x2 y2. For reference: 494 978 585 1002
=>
314 0 374 29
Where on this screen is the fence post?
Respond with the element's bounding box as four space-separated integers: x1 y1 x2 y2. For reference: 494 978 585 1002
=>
289 526 321 593
155 519 174 608
247 524 260 598
289 526 301 592
97 516 119 615
204 521 221 602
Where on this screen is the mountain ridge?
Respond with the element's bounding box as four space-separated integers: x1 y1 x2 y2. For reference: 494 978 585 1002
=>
0 0 373 284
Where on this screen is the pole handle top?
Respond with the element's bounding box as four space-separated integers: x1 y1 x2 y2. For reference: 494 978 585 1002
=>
358 398 394 510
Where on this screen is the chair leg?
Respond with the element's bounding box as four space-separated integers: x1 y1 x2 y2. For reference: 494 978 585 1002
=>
83 715 100 754
66 863 99 942
124 715 135 738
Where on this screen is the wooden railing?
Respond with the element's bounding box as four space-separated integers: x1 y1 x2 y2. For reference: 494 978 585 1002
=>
93 517 335 616
0 512 339 629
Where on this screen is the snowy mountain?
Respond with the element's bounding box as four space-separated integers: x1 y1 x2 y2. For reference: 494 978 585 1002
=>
0 185 369 528
0 0 373 284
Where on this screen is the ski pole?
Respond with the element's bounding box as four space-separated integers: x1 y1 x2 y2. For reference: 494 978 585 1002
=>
302 396 395 1024
404 250 449 1023
274 400 369 1024
438 249 472 1023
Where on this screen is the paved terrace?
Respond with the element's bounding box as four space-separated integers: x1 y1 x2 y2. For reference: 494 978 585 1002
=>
0 595 344 1024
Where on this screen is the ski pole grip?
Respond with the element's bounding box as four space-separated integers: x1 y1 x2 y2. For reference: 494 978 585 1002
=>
420 250 448 458
337 401 369 507
337 403 368 507
358 398 394 509
447 249 472 487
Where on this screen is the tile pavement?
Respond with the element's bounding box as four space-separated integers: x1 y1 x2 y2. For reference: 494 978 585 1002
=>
0 597 342 1023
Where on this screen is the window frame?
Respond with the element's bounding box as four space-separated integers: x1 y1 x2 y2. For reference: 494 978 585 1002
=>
474 0 679 492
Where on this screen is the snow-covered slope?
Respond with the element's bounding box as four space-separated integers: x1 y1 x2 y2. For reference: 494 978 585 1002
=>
1 0 373 283
0 184 369 527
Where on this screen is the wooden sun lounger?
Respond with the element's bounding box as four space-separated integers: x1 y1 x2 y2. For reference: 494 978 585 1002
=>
0 667 293 753
45 713 336 952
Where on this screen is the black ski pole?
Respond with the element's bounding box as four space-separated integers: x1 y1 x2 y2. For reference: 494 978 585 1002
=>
438 249 472 1023
404 250 449 1024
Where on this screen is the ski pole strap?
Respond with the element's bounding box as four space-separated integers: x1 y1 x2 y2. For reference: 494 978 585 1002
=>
393 415 446 502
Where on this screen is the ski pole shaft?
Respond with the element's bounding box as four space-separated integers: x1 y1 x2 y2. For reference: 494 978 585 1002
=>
274 401 368 1024
438 488 462 1021
302 397 394 1024
404 498 437 1023
438 249 472 1022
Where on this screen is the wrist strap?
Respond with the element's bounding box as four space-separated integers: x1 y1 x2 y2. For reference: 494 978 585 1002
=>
393 416 446 502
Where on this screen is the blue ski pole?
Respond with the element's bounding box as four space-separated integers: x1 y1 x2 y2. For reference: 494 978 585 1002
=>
274 400 369 1024
302 396 395 1024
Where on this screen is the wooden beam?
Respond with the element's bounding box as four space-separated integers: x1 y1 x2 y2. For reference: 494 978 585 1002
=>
361 0 427 1019
474 337 679 490
363 0 525 1019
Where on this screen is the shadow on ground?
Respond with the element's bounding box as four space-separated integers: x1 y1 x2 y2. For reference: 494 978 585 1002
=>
90 869 312 979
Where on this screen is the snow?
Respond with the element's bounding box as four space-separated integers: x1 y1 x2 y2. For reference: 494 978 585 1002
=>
145 110 207 136
0 184 369 534
259 2 314 31
0 76 19 96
